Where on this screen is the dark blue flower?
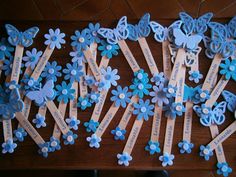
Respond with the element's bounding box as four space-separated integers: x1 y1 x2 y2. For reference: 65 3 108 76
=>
84 75 96 87
98 40 119 59
2 56 13 76
23 48 42 70
130 80 151 98
133 99 154 121
49 137 61 152
164 102 186 119
56 81 75 104
71 29 92 51
111 127 126 140
44 28 65 49
133 69 149 83
164 84 177 98
87 23 101 43
66 116 80 130
2 139 17 154
178 140 194 154
77 96 92 110
111 85 132 108
32 113 46 128
38 142 51 158
195 88 210 102
145 140 160 155
0 38 14 59
21 75 42 93
41 61 62 82
84 119 99 133
151 72 165 86
63 62 84 83
63 131 78 145
13 127 27 142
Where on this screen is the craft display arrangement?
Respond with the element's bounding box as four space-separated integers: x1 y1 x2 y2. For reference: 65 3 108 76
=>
0 12 235 176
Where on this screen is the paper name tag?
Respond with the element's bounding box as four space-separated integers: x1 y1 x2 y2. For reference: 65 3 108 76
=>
3 119 13 141
162 41 172 79
70 82 78 118
151 103 163 142
80 62 88 97
11 45 24 83
183 102 193 142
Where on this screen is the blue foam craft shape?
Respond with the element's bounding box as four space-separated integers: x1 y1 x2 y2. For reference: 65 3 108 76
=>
5 24 39 47
222 90 236 112
26 79 55 106
127 13 151 41
97 16 129 44
183 84 202 104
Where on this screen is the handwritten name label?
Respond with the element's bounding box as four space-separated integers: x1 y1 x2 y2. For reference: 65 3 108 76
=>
3 119 13 141
162 41 172 78
92 91 108 121
163 117 175 154
151 104 162 142
183 102 193 142
70 82 78 118
11 45 24 83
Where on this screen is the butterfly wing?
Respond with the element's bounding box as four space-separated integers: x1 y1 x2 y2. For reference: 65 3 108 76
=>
127 24 138 41
227 16 236 38
212 101 227 125
167 20 183 41
173 28 187 48
195 12 213 34
138 13 150 38
41 80 55 101
98 28 117 45
168 44 178 63
26 90 44 106
115 16 129 40
200 116 212 127
209 22 228 41
186 34 202 50
9 88 24 112
183 85 192 102
179 12 194 35
5 24 20 46
220 41 236 58
149 21 165 42
21 27 39 47
222 90 236 112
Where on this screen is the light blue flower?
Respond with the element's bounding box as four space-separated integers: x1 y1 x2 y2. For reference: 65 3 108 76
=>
98 40 119 59
84 75 96 87
164 102 186 119
220 59 236 81
188 70 203 83
56 81 75 104
66 116 80 130
13 127 27 142
133 69 149 83
0 38 14 59
88 91 100 104
71 29 92 51
151 72 165 86
164 84 177 98
84 120 99 133
199 145 213 161
21 75 42 93
117 152 132 166
133 99 154 121
101 66 120 89
87 23 101 43
150 84 169 106
77 96 92 110
194 104 212 119
159 152 174 167
63 62 83 83
23 48 42 70
195 88 210 102
111 127 126 140
38 142 51 158
69 50 86 64
2 139 17 154
145 140 160 155
49 137 61 152
41 61 62 82
2 56 13 76
44 28 65 49
33 113 46 128
86 133 101 148
63 130 78 145
110 85 132 108
130 80 152 98
217 162 232 177
178 140 194 154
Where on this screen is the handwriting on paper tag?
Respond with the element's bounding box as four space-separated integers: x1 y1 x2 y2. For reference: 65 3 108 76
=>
3 120 13 140
151 104 162 141
92 91 108 120
162 41 172 78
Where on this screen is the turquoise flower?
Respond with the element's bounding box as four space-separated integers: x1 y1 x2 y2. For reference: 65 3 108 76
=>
87 23 101 43
159 152 174 167
49 137 61 152
66 116 80 130
2 56 13 76
32 113 46 128
88 91 100 104
151 72 165 86
133 99 154 121
77 96 92 110
111 127 126 140
150 84 169 106
145 140 160 155
0 38 14 59
56 81 75 104
38 142 51 158
199 145 213 161
13 127 27 142
84 75 96 87
23 48 42 70
178 140 194 154
217 162 232 177
117 152 132 166
130 80 152 98
110 85 132 108
63 130 78 145
71 29 92 51
164 84 177 98
84 120 99 133
86 134 101 148
63 62 84 83
133 69 149 83
195 88 210 102
44 28 65 49
69 50 86 64
101 66 120 89
188 70 203 83
164 102 186 119
220 59 236 81
2 139 17 154
98 40 119 59
41 61 62 82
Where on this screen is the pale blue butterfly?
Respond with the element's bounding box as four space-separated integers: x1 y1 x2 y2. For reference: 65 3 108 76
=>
97 16 129 45
222 90 236 112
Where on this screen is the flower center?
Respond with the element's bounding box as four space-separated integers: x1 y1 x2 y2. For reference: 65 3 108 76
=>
137 73 143 80
67 135 73 142
81 100 87 106
183 143 189 150
163 156 169 162
105 74 111 80
200 92 206 98
229 65 235 71
0 45 6 51
91 94 97 100
28 80 34 86
31 56 36 62
203 148 209 155
51 141 57 147
79 37 85 43
106 45 112 50
9 84 16 90
71 69 77 76
92 31 97 36
221 165 228 172
41 147 48 153
16 132 22 138
168 88 174 94
141 106 147 113
115 130 122 137
70 120 76 126
192 72 198 78
150 144 156 150
48 68 54 74
175 105 182 111
62 89 68 95
202 108 209 114
138 83 144 90
119 93 125 99
51 36 57 41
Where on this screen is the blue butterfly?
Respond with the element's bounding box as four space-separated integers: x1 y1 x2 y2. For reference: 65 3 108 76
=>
98 16 129 44
183 85 202 103
26 79 55 106
222 90 236 112
127 13 150 41
179 12 213 35
5 24 39 47
0 88 24 120
149 20 182 42
173 28 202 50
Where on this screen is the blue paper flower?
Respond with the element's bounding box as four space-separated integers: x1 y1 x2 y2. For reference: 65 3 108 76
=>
44 28 65 49
217 162 232 177
63 130 78 145
0 38 14 59
13 127 27 142
159 152 174 167
195 88 210 102
63 62 83 83
164 84 177 98
150 84 169 106
111 85 132 108
49 137 61 152
87 23 101 43
98 40 119 59
145 140 160 155
178 140 194 154
86 134 101 148
32 113 46 128
164 102 186 119
199 145 213 161
88 91 100 104
133 99 154 121
84 119 99 133
2 139 17 154
101 66 120 89
188 70 203 83
111 127 126 140
23 48 42 70
220 59 236 81
133 69 149 83
56 81 75 104
69 50 86 64
66 116 80 130
2 56 13 76
84 75 96 87
151 72 165 86
77 96 92 110
71 29 92 51
130 80 152 98
38 142 51 158
117 152 132 166
41 61 62 82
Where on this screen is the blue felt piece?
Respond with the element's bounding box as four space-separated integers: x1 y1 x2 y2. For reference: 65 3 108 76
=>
26 79 55 106
222 90 236 112
5 24 39 47
110 85 132 108
183 84 202 104
98 16 129 44
127 13 150 41
44 28 65 49
117 152 132 166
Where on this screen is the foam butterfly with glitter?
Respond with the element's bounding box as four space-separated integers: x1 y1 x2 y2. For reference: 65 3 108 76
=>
5 24 39 47
97 16 129 44
222 90 236 112
26 79 55 106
